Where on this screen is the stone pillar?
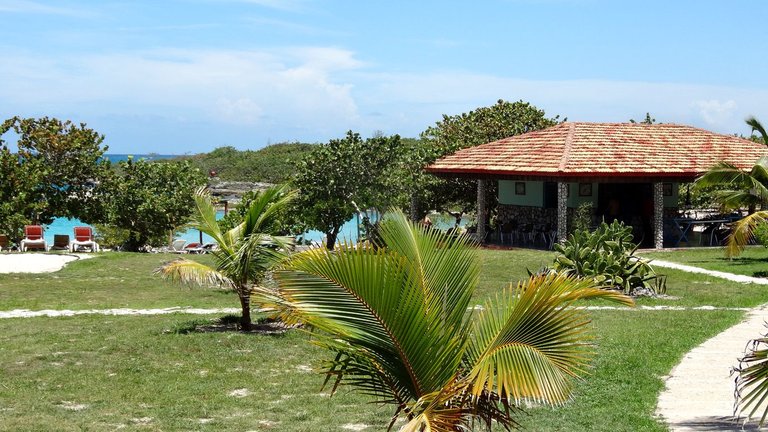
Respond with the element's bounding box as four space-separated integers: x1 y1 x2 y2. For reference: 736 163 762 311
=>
477 179 487 243
653 182 664 249
557 182 568 245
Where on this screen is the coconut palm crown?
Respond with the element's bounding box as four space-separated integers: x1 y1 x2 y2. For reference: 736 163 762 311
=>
265 210 633 431
157 185 296 331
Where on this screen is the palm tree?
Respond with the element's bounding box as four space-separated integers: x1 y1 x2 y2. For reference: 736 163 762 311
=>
265 210 633 430
695 117 768 257
157 185 295 331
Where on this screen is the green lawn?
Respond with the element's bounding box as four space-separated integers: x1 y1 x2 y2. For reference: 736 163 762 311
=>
642 246 768 279
0 249 764 431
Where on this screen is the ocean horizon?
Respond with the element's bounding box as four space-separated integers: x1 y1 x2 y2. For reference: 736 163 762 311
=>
104 154 180 163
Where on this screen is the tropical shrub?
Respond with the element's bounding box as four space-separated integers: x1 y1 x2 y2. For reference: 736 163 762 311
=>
552 220 666 295
266 210 633 431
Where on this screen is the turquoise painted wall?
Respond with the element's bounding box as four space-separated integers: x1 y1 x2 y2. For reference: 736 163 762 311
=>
499 181 677 208
566 183 598 207
498 180 543 206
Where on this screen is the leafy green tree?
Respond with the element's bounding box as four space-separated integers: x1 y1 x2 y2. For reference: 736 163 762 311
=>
0 117 110 239
97 158 206 251
157 185 295 331
267 210 632 430
293 131 408 249
177 142 315 183
629 112 658 124
416 100 560 220
0 145 45 242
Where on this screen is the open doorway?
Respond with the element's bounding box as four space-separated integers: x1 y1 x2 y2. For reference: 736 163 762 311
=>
597 183 654 247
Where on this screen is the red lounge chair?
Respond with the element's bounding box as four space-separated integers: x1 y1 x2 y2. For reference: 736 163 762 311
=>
71 226 99 252
20 225 47 252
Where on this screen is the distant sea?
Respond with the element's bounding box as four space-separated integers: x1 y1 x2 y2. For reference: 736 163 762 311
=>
104 154 180 163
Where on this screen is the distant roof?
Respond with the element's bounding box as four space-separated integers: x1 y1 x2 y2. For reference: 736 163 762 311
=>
426 122 768 182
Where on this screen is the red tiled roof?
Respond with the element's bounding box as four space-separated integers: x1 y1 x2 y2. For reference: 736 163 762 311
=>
426 122 768 180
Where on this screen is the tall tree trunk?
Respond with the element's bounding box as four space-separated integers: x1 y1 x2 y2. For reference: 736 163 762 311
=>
238 291 252 331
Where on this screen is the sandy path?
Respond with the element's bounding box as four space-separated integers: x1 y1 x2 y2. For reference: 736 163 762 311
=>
0 253 94 273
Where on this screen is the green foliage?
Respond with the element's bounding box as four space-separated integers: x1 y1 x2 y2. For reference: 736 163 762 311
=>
552 220 666 295
755 222 768 247
695 157 768 213
268 210 632 430
176 143 315 183
92 223 131 250
629 112 658 124
292 131 409 249
747 116 768 146
217 189 307 237
95 158 206 251
0 117 110 241
417 100 560 218
571 202 594 233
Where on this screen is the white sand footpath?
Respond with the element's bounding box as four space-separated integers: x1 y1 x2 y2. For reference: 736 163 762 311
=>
652 259 768 431
0 252 95 273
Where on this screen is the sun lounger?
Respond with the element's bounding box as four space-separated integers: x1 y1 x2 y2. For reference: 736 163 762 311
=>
70 226 99 252
169 239 188 253
0 234 9 251
20 225 47 252
50 234 70 251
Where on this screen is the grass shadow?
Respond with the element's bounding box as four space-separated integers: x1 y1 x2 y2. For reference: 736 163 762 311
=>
164 314 293 336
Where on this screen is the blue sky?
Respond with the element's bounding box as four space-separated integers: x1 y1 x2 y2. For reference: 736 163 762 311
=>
1 0 767 154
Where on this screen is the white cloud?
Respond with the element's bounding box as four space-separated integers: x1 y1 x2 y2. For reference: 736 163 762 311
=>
2 44 766 151
214 98 264 125
0 46 362 134
691 99 737 127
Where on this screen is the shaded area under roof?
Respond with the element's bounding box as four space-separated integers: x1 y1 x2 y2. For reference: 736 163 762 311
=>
426 122 768 182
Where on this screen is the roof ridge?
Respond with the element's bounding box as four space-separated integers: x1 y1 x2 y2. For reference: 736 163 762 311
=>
558 122 575 171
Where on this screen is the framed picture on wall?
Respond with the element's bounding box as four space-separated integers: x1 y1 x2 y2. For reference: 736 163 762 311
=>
578 182 592 197
515 182 526 195
663 183 673 196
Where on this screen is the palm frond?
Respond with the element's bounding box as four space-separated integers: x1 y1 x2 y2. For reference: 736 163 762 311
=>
155 258 233 290
379 211 479 333
465 273 633 405
734 324 768 425
696 162 752 189
726 211 768 257
186 187 231 251
747 117 768 146
241 184 297 236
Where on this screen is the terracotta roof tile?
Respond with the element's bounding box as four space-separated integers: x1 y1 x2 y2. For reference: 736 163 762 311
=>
426 122 768 179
